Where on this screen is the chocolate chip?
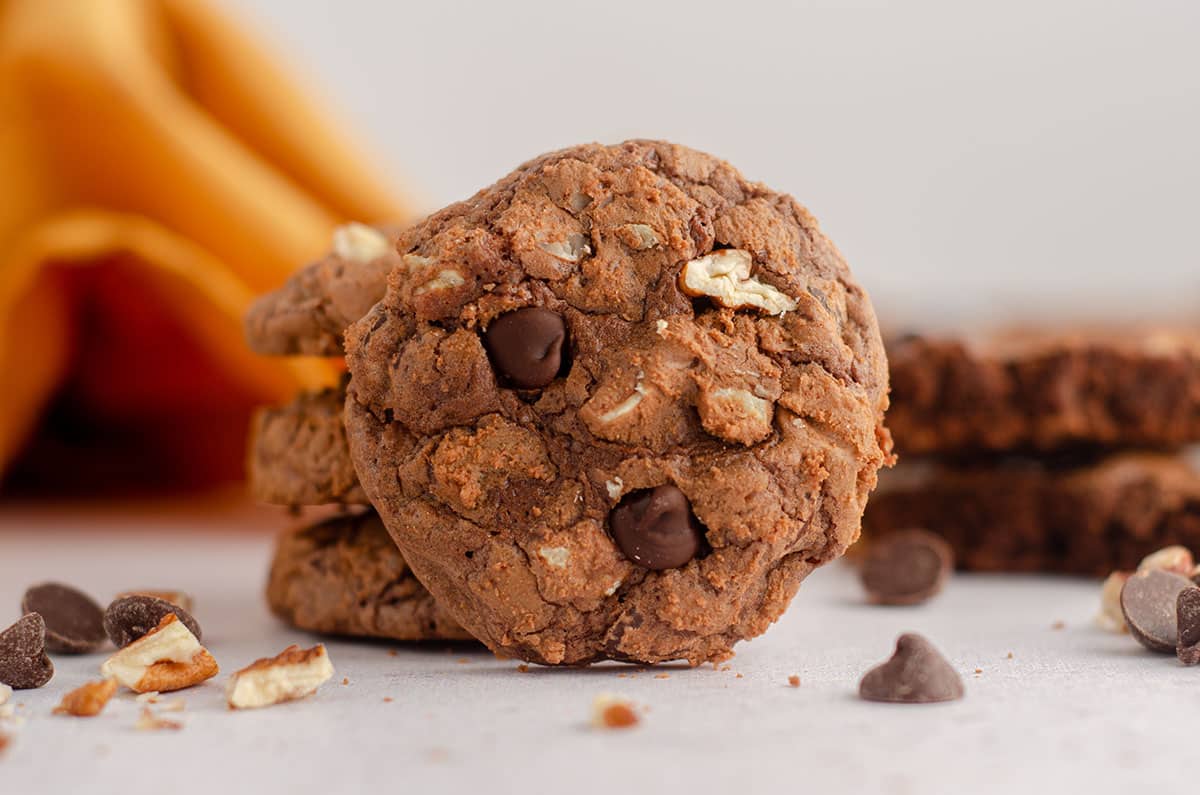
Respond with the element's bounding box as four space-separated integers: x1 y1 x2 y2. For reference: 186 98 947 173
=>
482 307 567 388
609 485 705 570
859 633 963 704
20 583 106 654
103 595 202 648
0 614 54 689
859 529 953 605
1177 587 1200 665
1120 569 1194 653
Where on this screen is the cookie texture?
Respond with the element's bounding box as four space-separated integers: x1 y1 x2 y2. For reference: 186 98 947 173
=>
344 140 891 665
864 454 1200 576
245 223 402 356
888 330 1200 456
247 379 365 506
267 511 472 641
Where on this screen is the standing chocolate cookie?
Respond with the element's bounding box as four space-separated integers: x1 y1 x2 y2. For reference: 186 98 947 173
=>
343 140 891 665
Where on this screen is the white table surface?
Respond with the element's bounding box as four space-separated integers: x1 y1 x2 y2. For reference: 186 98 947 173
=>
0 501 1189 795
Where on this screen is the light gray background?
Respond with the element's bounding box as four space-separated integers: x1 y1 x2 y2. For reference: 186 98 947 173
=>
239 0 1199 331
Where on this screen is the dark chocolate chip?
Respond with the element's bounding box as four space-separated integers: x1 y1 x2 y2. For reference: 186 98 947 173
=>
609 485 704 570
1177 587 1200 665
20 583 106 654
482 307 567 389
1120 569 1193 653
103 595 202 648
859 529 953 606
859 633 963 704
0 614 54 689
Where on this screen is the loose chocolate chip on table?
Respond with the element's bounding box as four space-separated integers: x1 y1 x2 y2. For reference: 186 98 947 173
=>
859 529 953 605
21 583 107 654
859 633 963 704
104 595 203 648
482 307 567 389
0 614 55 689
1177 587 1200 665
1120 569 1194 653
609 485 705 570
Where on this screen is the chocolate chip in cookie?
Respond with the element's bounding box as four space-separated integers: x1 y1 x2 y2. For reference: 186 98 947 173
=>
0 614 55 689
483 308 568 389
609 485 706 570
21 583 106 654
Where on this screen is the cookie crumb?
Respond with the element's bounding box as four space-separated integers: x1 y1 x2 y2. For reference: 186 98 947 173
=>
383 697 393 703
974 668 983 675
0 732 10 755
455 658 471 665
735 673 743 679
516 664 530 673
135 691 160 704
0 684 11 706
787 675 800 688
342 677 349 686
388 650 398 657
1051 620 1065 630
591 695 639 729
1006 652 1014 659
53 678 118 717
654 673 670 680
159 698 185 713
135 707 182 731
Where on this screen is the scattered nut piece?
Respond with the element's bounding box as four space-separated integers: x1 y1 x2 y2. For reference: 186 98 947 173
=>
1138 545 1194 576
226 644 334 710
679 249 797 315
53 678 118 717
591 694 639 729
135 691 160 704
1050 620 1065 631
787 675 800 688
100 614 218 693
516 665 530 673
1098 571 1131 633
331 223 390 264
158 698 186 713
135 707 182 732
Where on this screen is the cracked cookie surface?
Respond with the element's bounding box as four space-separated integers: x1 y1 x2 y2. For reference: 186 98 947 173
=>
267 510 472 641
248 379 365 506
344 140 891 665
245 223 402 356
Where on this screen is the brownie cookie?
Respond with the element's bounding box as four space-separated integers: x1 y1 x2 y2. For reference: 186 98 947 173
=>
247 379 365 506
245 223 401 356
344 140 891 665
888 329 1200 456
864 453 1200 576
267 511 472 641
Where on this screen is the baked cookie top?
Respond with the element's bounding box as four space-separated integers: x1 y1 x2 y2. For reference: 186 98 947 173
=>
344 140 891 664
888 328 1200 456
244 223 402 357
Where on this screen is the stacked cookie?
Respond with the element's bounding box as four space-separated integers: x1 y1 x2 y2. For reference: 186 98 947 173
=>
246 140 892 665
865 330 1200 575
245 223 470 643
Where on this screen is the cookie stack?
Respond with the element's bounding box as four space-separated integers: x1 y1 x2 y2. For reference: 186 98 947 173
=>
865 330 1200 575
245 222 470 643
244 140 893 665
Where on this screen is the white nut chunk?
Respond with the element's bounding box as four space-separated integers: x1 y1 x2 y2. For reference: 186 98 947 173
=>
100 614 218 693
1097 571 1130 633
697 387 774 445
1137 545 1193 576
226 644 334 710
538 232 591 263
331 223 391 264
413 269 466 295
538 546 571 569
679 249 796 315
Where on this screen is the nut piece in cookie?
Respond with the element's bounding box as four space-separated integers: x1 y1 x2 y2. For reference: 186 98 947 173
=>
343 140 891 665
100 615 218 693
226 644 333 709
